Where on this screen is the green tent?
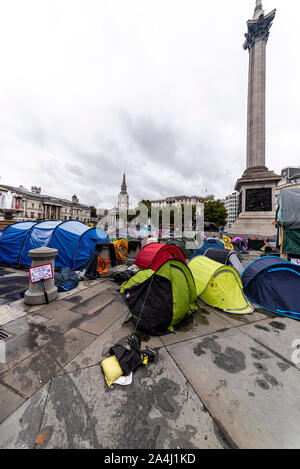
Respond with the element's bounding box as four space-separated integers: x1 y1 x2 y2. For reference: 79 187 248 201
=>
188 256 253 315
165 237 198 259
276 188 300 255
120 259 198 335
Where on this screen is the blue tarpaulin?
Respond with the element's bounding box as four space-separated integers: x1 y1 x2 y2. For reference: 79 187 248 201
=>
0 220 109 269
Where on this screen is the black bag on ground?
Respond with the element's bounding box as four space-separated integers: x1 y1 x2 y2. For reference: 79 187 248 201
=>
110 344 142 375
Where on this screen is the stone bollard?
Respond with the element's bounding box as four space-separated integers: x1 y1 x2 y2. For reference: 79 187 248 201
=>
24 247 58 305
96 243 114 276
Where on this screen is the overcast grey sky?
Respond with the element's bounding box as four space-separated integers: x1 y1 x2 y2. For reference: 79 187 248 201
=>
0 0 299 208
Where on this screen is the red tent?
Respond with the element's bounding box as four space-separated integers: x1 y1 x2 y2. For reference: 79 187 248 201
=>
134 243 186 271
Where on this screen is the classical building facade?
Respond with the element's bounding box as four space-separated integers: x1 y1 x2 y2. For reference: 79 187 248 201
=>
0 184 90 222
151 195 202 209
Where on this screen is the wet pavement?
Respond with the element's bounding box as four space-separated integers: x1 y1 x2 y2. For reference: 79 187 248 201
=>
0 271 28 305
0 257 300 449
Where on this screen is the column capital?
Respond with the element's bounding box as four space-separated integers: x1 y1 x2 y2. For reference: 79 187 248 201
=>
243 9 276 51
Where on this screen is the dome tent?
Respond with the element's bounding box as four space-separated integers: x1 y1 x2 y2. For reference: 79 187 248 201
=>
204 248 244 276
189 256 253 315
0 221 37 267
191 238 225 259
0 220 109 269
120 259 198 335
135 243 187 271
242 256 300 319
231 237 248 252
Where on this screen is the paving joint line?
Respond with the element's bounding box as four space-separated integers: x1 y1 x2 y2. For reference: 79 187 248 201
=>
238 327 299 370
0 379 27 400
32 380 52 448
164 345 237 449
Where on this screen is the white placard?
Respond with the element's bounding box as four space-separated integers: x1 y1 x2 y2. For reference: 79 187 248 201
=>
29 263 53 283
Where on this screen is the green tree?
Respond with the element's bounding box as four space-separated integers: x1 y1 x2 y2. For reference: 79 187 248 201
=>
199 195 227 228
90 206 97 218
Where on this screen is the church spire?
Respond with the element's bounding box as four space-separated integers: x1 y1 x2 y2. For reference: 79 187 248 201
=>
121 172 127 193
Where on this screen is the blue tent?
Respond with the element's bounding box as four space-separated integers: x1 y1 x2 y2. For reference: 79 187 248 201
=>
191 238 225 259
242 256 300 319
0 220 109 269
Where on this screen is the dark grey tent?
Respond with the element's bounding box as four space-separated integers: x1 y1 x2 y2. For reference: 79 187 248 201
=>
276 188 300 230
276 188 300 256
204 248 244 275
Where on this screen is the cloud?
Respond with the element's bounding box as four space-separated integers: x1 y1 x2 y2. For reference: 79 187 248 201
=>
0 0 298 209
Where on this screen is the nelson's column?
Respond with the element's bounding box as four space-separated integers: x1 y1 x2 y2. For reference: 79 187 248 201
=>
230 0 281 238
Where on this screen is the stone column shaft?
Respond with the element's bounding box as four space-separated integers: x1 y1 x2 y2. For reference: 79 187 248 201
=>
247 38 266 170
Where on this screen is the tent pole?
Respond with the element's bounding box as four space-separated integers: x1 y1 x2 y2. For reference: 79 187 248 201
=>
279 226 288 260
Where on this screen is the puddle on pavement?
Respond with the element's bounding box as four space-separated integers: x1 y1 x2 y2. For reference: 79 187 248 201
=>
269 321 286 331
176 308 210 332
0 275 29 304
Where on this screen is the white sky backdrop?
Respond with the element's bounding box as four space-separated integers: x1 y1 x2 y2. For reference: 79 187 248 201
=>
0 0 299 208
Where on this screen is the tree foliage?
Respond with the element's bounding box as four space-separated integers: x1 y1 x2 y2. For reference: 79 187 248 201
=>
90 206 97 218
199 195 227 228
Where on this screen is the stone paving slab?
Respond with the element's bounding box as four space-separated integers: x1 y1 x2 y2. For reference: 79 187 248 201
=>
167 328 300 449
1 312 84 371
0 383 25 424
0 383 50 447
0 304 27 326
63 311 164 375
239 317 300 370
70 289 117 316
1 328 97 398
31 299 74 320
62 280 113 304
211 305 277 327
38 348 225 449
0 275 29 305
160 304 232 347
2 333 41 370
78 297 128 335
0 363 9 377
44 309 84 336
1 314 49 337
2 298 26 311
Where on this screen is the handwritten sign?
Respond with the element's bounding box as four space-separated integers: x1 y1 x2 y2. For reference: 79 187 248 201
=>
29 264 53 283
223 234 234 251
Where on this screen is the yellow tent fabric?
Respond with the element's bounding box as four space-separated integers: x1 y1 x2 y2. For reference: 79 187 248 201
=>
189 256 253 314
113 239 128 262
